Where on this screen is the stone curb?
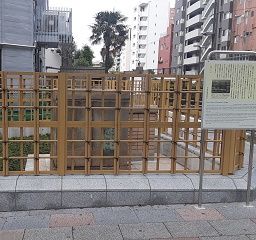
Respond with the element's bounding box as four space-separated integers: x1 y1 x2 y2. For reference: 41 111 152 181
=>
0 173 255 212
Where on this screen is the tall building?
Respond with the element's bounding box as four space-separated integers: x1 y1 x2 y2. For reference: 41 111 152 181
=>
120 28 132 72
232 0 256 52
0 0 72 72
129 0 170 71
157 8 175 74
171 0 233 75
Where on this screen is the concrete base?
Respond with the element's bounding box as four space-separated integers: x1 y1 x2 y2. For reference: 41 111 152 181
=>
0 172 255 211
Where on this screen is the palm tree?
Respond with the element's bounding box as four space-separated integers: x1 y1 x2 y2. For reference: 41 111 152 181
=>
90 11 128 73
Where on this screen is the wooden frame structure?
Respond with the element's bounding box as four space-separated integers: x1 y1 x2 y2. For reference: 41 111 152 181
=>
0 72 245 176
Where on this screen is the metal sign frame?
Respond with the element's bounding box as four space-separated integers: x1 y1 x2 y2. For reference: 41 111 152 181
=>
198 50 256 208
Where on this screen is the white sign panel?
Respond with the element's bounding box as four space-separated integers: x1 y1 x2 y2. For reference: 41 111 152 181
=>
202 60 256 129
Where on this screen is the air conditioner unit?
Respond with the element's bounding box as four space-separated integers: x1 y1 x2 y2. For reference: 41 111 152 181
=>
43 13 58 32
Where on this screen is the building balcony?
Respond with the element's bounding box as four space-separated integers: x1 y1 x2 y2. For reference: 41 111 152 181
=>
139 20 148 27
185 29 201 41
183 56 199 65
186 14 201 28
178 44 183 52
139 38 147 44
184 43 200 53
35 7 72 48
139 48 146 54
186 70 198 75
187 0 203 15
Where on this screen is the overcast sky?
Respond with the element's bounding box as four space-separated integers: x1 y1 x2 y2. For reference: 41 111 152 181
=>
49 0 175 61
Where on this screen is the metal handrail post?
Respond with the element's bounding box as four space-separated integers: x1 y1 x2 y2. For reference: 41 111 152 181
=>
246 130 255 206
198 129 206 208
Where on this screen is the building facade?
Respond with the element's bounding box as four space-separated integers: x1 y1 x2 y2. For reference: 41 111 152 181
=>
129 0 170 71
232 0 256 52
0 0 72 72
157 8 175 74
171 0 233 75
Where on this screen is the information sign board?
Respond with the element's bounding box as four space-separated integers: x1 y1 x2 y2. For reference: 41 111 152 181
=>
202 60 256 129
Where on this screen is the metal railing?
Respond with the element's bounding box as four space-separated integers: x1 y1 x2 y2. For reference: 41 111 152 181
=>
0 72 245 176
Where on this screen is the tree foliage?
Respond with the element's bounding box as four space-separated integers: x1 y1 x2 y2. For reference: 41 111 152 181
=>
89 11 128 73
74 44 95 67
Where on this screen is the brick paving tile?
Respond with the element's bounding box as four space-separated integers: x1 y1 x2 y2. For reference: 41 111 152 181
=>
176 208 225 221
49 213 95 228
0 229 24 240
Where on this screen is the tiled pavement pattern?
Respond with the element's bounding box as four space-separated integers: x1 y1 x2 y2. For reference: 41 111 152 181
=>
0 201 256 239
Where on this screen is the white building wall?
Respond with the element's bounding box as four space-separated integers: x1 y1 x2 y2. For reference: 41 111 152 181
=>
129 0 170 71
45 48 62 72
120 36 131 72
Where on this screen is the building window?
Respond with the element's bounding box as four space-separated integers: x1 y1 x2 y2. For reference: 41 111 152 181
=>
153 60 155 63
177 8 180 13
238 0 242 4
245 11 249 25
174 56 177 62
234 35 239 43
236 16 242 24
251 11 254 17
160 44 164 50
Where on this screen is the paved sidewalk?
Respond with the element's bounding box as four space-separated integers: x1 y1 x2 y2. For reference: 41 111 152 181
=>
0 201 256 240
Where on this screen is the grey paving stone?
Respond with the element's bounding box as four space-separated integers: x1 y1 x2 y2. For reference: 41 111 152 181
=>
200 236 250 240
107 191 150 206
106 177 150 191
247 234 256 240
119 222 172 240
93 209 139 225
134 208 182 223
2 215 50 230
0 229 24 240
215 203 256 219
232 179 248 190
0 179 17 192
0 218 6 230
16 192 61 211
151 191 194 205
62 178 106 191
189 178 236 190
209 219 256 235
148 178 194 191
164 221 218 238
0 193 16 211
62 191 106 208
16 178 61 192
23 227 72 240
73 225 123 240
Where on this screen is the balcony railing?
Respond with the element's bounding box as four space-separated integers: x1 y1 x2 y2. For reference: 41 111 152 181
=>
35 7 72 48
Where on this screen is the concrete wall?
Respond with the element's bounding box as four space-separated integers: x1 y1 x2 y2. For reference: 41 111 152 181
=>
2 47 34 72
0 0 35 71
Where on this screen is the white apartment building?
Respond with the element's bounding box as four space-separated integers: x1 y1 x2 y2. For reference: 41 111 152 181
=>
128 0 170 71
120 28 132 72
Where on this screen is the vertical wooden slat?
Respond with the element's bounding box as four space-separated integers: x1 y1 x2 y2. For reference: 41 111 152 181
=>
2 72 8 176
34 73 39 175
57 73 67 176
